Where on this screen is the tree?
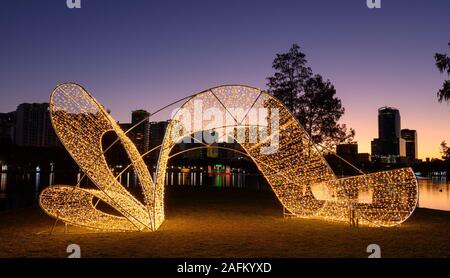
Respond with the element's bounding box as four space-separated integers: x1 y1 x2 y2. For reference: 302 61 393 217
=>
434 42 450 103
441 141 450 160
267 44 312 113
299 75 355 148
267 44 355 149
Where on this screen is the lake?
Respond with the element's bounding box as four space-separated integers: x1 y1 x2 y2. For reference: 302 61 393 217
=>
0 171 449 211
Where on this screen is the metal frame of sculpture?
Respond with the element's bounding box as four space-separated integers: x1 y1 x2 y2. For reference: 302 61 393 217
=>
39 83 418 232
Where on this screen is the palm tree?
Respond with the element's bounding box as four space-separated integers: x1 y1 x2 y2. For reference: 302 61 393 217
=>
434 42 450 103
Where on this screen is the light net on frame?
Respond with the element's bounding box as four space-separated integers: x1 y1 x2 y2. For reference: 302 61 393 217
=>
39 83 418 232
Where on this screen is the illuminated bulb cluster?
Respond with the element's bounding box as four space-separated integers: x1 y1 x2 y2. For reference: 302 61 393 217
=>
40 83 155 231
39 83 418 232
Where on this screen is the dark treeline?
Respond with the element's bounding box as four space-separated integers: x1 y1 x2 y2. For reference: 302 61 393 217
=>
0 140 77 174
1 140 448 179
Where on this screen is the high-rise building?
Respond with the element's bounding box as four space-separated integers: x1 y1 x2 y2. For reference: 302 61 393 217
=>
371 107 401 160
399 138 406 157
149 121 169 153
401 129 418 161
130 110 150 153
0 112 15 144
14 103 59 147
378 107 401 140
119 122 132 132
336 143 358 163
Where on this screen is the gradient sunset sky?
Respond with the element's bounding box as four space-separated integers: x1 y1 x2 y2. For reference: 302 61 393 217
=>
0 0 449 159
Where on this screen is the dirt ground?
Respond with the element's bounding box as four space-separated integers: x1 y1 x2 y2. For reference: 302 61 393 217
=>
0 188 449 258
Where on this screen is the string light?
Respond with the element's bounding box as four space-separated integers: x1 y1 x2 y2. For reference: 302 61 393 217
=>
39 83 418 232
40 83 155 232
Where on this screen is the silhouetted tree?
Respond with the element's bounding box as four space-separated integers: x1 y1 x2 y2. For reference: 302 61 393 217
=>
267 44 354 149
434 42 450 103
441 141 450 160
267 44 312 113
300 75 355 148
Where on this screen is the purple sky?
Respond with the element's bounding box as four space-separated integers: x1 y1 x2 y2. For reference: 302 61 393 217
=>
0 0 449 159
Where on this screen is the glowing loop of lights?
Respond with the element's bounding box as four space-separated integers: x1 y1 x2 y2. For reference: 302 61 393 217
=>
39 83 418 232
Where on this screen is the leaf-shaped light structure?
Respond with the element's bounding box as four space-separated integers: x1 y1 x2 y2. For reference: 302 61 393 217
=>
39 83 418 232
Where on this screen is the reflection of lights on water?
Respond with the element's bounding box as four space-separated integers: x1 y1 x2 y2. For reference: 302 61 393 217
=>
35 172 40 191
1 173 7 192
358 189 373 204
310 183 374 204
49 173 55 186
133 170 137 187
418 179 450 211
0 163 6 194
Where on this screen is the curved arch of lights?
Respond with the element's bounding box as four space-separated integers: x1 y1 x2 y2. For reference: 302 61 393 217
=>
39 83 418 232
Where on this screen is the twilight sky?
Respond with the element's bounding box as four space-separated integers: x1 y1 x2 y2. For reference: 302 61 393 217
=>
0 0 449 159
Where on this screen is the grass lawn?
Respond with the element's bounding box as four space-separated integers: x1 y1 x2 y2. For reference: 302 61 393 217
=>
0 187 449 258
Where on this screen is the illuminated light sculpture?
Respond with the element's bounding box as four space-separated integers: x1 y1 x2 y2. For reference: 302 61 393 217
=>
39 83 418 232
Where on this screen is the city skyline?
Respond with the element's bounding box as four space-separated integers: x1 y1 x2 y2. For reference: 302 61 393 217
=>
0 99 426 163
1 0 449 159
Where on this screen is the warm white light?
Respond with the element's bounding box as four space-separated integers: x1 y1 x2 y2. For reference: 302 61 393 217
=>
39 83 418 232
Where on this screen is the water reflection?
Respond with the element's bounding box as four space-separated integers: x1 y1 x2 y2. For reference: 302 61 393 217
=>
358 188 373 204
35 172 40 192
0 170 449 211
163 172 205 186
418 178 450 211
49 172 55 186
1 173 6 192
0 173 6 198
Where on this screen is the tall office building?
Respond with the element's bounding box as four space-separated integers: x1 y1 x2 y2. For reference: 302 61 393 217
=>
371 107 401 156
119 122 132 132
401 129 418 161
131 110 150 153
149 121 168 147
378 107 401 140
149 121 169 159
336 143 358 162
0 112 15 144
14 103 59 147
